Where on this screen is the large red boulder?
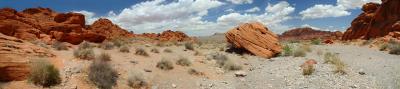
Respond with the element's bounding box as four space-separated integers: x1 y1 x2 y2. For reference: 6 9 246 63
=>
343 0 400 40
88 18 134 39
0 33 54 81
279 27 342 41
225 22 282 58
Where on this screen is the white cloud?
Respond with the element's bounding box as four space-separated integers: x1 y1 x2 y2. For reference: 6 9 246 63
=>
79 0 295 36
72 10 98 25
226 0 253 4
225 8 235 12
245 7 260 13
300 0 381 19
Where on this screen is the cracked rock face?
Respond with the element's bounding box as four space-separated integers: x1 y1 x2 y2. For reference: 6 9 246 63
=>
225 22 282 58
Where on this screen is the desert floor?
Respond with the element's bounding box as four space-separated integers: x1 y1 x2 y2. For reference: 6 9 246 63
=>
1 42 399 89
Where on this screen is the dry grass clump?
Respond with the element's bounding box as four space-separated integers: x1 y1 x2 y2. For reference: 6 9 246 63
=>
380 43 389 51
208 53 242 71
52 41 68 50
388 40 400 55
127 71 149 89
151 48 159 53
176 57 192 66
101 42 115 50
163 48 173 53
78 41 92 49
30 40 49 48
88 58 118 89
324 52 346 75
185 42 194 50
156 59 174 70
188 68 204 76
135 48 149 56
361 39 373 46
300 44 312 52
119 46 130 53
293 47 306 57
194 50 202 56
97 52 111 61
29 58 61 87
302 64 314 75
73 48 95 60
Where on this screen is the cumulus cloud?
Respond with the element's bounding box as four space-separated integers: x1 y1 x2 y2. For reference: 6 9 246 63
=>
300 0 381 19
79 0 295 36
225 8 235 12
226 0 253 4
245 7 260 13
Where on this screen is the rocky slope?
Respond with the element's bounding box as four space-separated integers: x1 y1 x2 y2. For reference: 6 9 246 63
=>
136 30 192 42
0 33 54 81
0 7 133 45
279 27 342 41
225 22 282 58
342 0 400 40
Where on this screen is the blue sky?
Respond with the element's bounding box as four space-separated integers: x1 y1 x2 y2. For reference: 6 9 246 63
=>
0 0 381 36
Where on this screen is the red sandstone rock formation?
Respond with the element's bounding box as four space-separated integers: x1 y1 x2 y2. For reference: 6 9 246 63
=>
0 33 54 81
136 30 191 42
279 27 343 41
0 7 134 45
343 0 400 40
225 22 282 58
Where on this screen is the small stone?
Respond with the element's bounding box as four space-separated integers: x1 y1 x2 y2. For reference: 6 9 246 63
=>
235 71 247 77
172 84 177 88
358 72 366 75
144 69 152 72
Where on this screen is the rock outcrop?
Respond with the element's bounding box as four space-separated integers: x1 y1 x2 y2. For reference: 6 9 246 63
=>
343 0 400 40
0 33 54 81
279 27 343 41
0 7 133 45
136 30 191 42
225 22 282 58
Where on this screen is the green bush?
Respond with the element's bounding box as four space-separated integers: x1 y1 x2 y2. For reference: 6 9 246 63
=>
311 38 321 45
29 59 61 87
88 58 118 89
281 44 293 56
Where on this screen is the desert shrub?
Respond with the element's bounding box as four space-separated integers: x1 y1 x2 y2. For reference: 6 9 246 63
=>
135 48 149 56
188 68 203 75
151 48 159 53
111 39 125 47
163 48 173 53
156 59 174 70
78 41 91 50
380 43 389 51
176 57 192 66
222 60 242 71
194 50 202 56
88 58 118 89
185 42 194 50
281 44 293 56
302 64 314 75
311 38 321 45
389 44 400 55
73 48 95 60
324 52 346 74
119 46 130 53
361 39 373 46
101 42 114 50
293 48 306 57
300 44 312 52
52 41 68 50
29 59 61 87
127 71 148 89
210 53 228 66
31 40 49 48
97 52 111 61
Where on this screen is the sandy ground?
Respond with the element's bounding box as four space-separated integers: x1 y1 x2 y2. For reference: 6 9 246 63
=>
1 42 399 89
